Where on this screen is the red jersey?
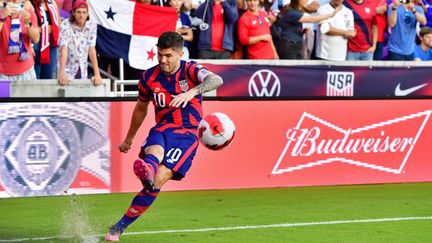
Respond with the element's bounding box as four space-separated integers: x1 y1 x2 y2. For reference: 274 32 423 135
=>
211 3 225 51
138 60 206 129
238 10 276 59
344 0 378 52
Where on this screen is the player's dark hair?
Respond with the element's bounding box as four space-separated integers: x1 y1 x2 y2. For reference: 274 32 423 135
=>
157 31 184 51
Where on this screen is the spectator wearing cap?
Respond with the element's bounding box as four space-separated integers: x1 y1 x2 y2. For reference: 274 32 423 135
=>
58 0 102 86
387 0 426 60
414 26 432 60
0 0 40 82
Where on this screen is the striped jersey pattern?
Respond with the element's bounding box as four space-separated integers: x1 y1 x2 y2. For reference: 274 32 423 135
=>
138 60 205 129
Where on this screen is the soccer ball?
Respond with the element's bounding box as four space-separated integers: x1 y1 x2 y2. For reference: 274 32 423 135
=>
198 112 236 150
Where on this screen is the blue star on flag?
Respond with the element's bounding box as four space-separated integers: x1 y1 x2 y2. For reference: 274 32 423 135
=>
105 7 116 20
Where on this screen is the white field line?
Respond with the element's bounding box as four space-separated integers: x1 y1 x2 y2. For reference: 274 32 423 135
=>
1 216 432 242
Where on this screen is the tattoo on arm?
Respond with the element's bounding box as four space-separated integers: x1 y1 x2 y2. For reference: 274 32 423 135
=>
196 73 223 94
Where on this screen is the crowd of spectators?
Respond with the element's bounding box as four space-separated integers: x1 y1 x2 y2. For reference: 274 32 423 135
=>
1 0 431 86
192 0 432 61
104 0 432 82
0 0 102 84
181 0 432 62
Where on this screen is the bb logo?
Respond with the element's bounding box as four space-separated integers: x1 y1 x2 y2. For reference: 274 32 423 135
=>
26 132 49 162
326 71 355 96
0 117 81 197
0 103 111 197
272 111 431 175
248 69 281 97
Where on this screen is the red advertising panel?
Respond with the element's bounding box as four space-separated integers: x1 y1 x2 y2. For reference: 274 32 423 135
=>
113 99 432 193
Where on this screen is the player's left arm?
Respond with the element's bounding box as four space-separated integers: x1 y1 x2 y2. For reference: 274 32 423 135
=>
170 71 223 108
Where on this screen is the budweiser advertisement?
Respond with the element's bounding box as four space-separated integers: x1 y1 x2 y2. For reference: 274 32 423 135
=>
113 99 432 193
202 64 432 98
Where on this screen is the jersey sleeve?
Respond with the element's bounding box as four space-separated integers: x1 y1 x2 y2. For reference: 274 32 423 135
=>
185 61 210 85
138 71 151 102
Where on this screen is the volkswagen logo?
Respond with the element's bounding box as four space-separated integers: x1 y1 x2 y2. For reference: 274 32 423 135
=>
248 69 281 97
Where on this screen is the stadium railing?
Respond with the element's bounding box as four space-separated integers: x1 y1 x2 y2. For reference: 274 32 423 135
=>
10 79 111 97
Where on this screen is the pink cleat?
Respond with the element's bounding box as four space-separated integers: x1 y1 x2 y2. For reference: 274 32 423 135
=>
104 225 122 241
133 159 155 191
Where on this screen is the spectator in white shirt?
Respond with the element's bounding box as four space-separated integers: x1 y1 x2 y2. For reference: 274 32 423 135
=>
315 0 355 61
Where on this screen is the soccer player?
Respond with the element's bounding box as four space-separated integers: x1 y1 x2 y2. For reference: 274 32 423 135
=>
104 31 223 241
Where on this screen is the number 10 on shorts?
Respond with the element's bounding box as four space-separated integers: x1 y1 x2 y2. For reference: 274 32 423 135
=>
166 148 182 164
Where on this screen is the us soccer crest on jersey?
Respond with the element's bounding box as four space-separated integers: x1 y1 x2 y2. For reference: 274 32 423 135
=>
179 79 189 92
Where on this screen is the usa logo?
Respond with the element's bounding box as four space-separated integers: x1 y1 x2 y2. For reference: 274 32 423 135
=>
272 110 431 175
179 79 189 92
326 71 355 96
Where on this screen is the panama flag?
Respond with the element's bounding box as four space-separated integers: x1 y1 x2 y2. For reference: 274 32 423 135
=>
89 0 177 70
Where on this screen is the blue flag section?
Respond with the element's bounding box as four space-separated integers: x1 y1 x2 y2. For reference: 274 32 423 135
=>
96 25 131 64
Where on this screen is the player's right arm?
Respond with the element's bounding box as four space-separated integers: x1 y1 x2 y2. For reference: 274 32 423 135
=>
118 100 150 153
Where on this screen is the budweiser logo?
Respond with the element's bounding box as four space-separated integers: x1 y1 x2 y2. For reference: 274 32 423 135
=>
272 111 431 175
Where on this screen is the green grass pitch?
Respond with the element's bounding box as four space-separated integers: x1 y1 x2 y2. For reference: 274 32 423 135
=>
1 182 432 242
